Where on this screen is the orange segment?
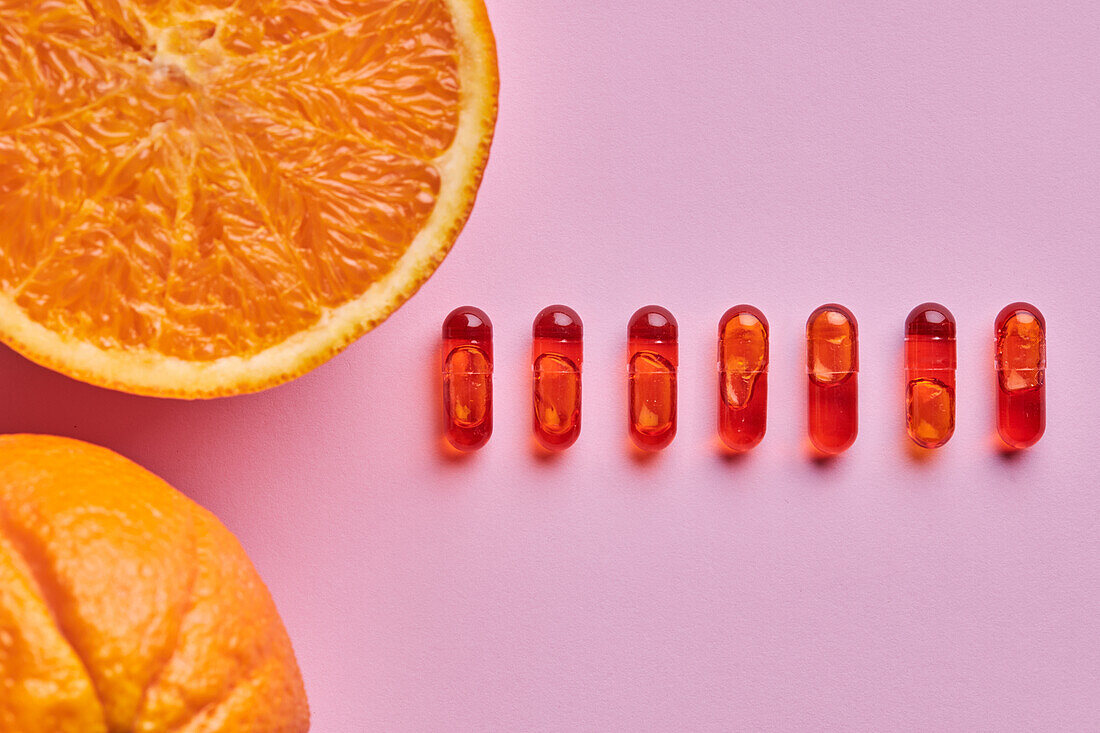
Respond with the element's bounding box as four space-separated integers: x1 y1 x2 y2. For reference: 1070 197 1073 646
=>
217 1 461 159
0 0 497 396
0 15 131 129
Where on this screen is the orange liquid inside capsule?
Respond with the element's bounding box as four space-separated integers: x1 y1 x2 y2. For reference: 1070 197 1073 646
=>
806 304 858 455
628 306 677 451
442 307 492 451
995 302 1046 449
905 303 956 449
717 306 768 452
533 305 583 451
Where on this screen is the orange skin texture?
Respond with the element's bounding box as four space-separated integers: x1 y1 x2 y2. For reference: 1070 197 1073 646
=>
0 434 308 732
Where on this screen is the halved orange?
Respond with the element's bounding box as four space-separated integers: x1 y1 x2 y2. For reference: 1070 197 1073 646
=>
0 0 498 397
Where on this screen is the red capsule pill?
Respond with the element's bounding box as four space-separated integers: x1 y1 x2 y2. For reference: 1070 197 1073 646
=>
442 306 492 451
627 306 677 451
995 302 1045 449
905 303 957 449
717 306 769 452
806 304 858 455
533 305 583 451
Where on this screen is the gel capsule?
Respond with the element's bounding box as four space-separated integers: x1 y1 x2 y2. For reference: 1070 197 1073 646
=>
995 302 1046 449
533 305 583 451
717 306 769 452
628 306 677 450
806 304 858 455
905 303 957 449
441 306 492 451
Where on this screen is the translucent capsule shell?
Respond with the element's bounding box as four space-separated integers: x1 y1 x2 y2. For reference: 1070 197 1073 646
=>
995 302 1046 449
442 306 492 451
628 306 677 451
532 305 583 451
717 306 768 452
806 304 858 455
905 303 957 449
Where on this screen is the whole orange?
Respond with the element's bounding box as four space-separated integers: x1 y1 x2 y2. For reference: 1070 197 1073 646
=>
0 434 309 732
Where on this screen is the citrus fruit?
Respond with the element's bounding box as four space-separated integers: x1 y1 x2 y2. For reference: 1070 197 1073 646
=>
0 434 309 732
0 0 498 397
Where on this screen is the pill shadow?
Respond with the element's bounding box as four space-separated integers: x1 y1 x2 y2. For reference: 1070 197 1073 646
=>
807 449 841 470
530 436 568 462
805 435 863 469
712 434 763 465
903 434 940 462
627 437 664 465
0 344 174 455
714 445 750 464
992 434 1028 462
438 436 478 462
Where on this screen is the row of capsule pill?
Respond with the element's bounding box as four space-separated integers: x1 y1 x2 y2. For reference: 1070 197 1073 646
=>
441 303 1046 454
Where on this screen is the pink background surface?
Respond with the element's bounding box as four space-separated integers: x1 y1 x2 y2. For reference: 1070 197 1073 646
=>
3 1 1099 730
